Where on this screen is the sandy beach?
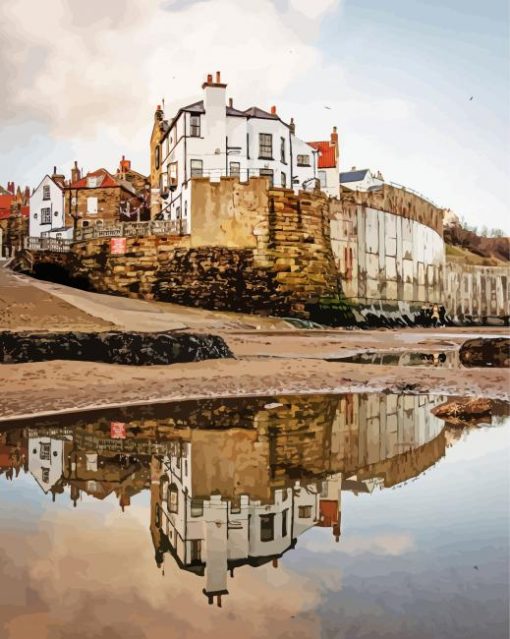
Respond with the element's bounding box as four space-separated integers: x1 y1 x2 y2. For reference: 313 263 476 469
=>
1 266 509 422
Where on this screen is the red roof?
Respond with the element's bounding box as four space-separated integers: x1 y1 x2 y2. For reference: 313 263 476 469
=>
69 168 120 189
308 140 337 169
0 194 14 220
318 499 339 527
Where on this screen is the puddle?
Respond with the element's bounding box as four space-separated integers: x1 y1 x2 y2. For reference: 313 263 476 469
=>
0 393 508 638
328 350 461 367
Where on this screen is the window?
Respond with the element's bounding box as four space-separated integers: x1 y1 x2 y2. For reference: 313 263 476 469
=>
40 443 51 461
176 206 181 219
190 115 201 137
87 176 100 188
297 154 310 167
260 514 275 542
168 484 179 513
280 137 286 163
169 162 178 187
81 220 90 228
259 133 273 159
155 145 160 170
184 201 188 217
190 539 202 563
319 170 327 188
259 168 274 187
281 172 287 188
155 503 161 528
43 185 50 200
41 208 51 224
298 505 312 518
41 467 50 484
87 197 98 214
191 499 204 517
229 162 241 178
190 159 203 177
282 509 288 537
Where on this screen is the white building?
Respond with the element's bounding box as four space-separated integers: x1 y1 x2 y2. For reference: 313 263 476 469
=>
28 433 67 494
155 72 325 228
152 440 320 605
340 168 385 192
29 169 73 240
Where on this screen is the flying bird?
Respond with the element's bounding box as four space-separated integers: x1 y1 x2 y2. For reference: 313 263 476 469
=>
469 96 474 101
324 106 331 110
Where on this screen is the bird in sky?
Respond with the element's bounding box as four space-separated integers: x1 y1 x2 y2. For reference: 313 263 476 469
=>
469 96 474 101
324 106 331 110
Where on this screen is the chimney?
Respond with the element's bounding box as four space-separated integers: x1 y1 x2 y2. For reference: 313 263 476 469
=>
119 155 131 173
71 160 81 184
351 166 356 171
228 98 233 108
331 126 338 147
289 117 295 135
216 70 221 83
52 168 66 188
7 181 14 195
270 105 277 115
202 73 213 88
154 104 164 122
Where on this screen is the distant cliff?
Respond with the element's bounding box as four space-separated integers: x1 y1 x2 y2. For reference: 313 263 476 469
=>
443 223 509 265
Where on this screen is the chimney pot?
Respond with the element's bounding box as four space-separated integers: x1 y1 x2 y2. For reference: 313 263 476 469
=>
351 166 356 171
216 70 221 83
207 73 213 84
271 105 277 115
289 117 295 134
53 166 57 175
228 98 233 108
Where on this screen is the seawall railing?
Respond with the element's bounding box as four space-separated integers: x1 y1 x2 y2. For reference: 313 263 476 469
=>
25 219 189 252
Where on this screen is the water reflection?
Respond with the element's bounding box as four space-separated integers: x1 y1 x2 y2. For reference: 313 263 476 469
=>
329 351 460 367
0 393 498 607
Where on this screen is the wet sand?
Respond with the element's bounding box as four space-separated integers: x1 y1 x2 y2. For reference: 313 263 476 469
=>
1 267 509 421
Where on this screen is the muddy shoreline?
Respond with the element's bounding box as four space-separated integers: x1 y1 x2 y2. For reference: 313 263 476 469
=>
1 267 509 423
1 356 508 424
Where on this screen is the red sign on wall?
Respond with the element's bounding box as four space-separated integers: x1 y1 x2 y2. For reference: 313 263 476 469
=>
110 237 127 255
110 422 127 439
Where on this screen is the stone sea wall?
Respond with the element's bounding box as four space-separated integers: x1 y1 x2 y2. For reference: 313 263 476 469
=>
444 258 509 321
331 185 446 314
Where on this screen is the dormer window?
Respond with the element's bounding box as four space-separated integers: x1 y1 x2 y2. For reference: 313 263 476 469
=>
43 185 50 200
87 176 100 188
190 115 201 137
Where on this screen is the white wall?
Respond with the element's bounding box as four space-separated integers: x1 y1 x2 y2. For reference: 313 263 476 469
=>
29 176 65 238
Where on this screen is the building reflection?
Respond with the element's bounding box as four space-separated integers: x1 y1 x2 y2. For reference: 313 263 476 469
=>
0 392 480 604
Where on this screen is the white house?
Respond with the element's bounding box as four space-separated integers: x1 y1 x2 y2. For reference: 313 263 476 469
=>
29 169 73 240
155 72 324 228
28 433 66 494
152 440 320 605
340 168 385 192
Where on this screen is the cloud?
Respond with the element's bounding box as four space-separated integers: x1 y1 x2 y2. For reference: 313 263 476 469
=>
0 503 322 638
301 531 415 556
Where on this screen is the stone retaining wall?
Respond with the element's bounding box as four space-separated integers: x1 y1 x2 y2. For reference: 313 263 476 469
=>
23 180 343 318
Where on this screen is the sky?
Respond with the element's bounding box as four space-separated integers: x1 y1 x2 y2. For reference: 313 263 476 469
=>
0 0 508 232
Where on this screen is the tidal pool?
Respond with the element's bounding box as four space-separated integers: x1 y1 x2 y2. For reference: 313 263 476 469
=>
0 393 508 639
